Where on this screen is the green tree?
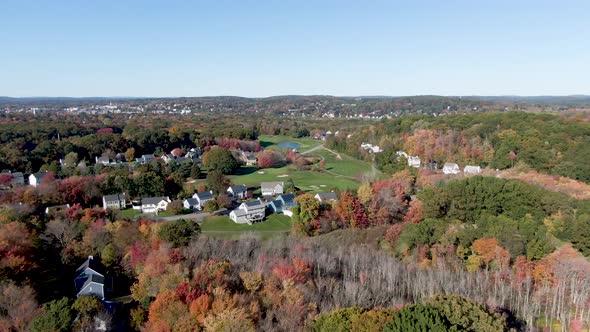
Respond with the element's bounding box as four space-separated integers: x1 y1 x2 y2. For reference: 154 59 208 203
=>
30 298 73 332
100 243 118 269
190 162 201 179
206 170 230 194
158 219 200 247
313 307 366 332
202 147 238 174
203 200 219 212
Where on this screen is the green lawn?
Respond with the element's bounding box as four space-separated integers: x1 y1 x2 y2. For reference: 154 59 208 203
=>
258 135 321 152
308 148 376 178
119 208 141 219
200 214 292 239
230 166 360 193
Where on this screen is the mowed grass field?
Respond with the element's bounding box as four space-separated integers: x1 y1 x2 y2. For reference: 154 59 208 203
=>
308 148 376 178
258 135 320 152
200 214 292 239
229 166 360 193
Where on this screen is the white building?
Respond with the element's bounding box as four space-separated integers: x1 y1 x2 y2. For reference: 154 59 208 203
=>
408 156 421 168
192 191 214 210
141 196 171 214
102 193 126 210
229 199 266 224
314 192 338 204
464 165 482 174
227 185 248 200
443 163 461 175
29 171 49 187
261 182 284 197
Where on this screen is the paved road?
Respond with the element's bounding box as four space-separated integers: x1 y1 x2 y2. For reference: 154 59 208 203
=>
154 211 211 223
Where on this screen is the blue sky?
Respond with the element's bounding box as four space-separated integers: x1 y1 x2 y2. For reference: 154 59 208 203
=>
1 0 588 97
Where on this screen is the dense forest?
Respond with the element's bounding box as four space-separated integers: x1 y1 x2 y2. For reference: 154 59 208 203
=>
1 109 590 331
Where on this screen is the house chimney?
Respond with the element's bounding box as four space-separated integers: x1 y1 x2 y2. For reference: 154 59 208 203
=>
88 255 94 260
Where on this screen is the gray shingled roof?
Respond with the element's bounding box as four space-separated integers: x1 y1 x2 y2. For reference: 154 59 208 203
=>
229 185 247 193
76 256 104 277
195 191 213 201
103 193 125 202
316 192 337 201
278 193 295 204
243 200 265 208
261 182 283 190
184 198 198 206
142 196 168 205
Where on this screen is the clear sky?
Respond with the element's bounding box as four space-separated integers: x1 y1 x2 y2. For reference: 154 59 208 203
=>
1 0 589 97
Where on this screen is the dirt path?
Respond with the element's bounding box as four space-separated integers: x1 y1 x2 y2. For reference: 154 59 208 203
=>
300 144 324 155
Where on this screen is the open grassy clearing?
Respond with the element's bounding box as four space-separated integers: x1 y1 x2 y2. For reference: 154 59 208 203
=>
230 166 359 193
119 208 141 219
200 214 292 239
308 147 376 178
258 135 320 152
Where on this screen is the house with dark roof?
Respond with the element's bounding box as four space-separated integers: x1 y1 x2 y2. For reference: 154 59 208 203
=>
102 193 126 210
269 193 298 217
192 191 214 210
45 204 70 215
141 196 171 214
0 171 24 188
74 256 107 300
229 199 266 224
227 185 248 200
135 154 155 164
183 197 199 210
314 192 338 204
29 171 49 187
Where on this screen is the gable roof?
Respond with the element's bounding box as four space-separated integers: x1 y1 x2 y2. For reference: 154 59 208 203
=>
230 208 248 217
270 200 284 209
103 193 125 202
228 185 247 193
76 256 104 278
315 192 337 201
31 171 48 181
142 196 169 205
242 200 265 209
184 198 198 206
278 193 295 204
443 162 459 169
194 191 213 201
261 181 283 190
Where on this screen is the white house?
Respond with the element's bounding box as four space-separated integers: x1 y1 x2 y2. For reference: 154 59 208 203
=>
464 165 482 174
314 192 338 204
183 198 199 210
443 163 461 175
396 151 409 159
227 185 248 200
229 199 266 224
29 171 49 187
360 143 383 153
102 193 126 210
192 191 214 210
141 196 171 214
408 156 421 168
261 182 284 197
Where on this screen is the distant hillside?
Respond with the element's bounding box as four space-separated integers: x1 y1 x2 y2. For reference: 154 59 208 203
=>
469 95 590 106
2 95 589 115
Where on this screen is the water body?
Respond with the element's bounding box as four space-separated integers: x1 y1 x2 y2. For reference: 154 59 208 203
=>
276 142 301 150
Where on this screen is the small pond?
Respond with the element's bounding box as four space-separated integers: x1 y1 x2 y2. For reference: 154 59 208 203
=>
276 142 301 150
